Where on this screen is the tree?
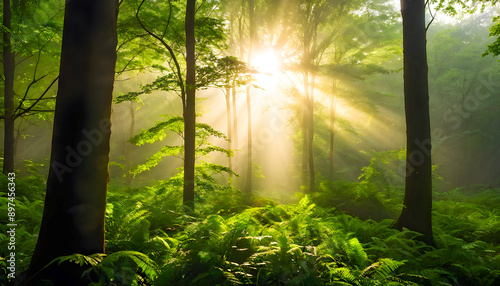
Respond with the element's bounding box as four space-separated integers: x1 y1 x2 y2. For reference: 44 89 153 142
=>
27 0 117 282
320 0 399 179
484 12 500 57
395 0 435 246
1 0 62 173
3 0 15 174
394 0 498 246
209 56 251 174
115 0 227 209
291 0 358 191
184 0 196 209
245 0 256 195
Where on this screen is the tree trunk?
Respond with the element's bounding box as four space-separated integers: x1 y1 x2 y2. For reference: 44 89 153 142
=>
245 84 252 194
244 0 255 195
225 88 232 172
13 120 23 165
232 85 238 154
302 72 309 189
125 101 135 185
183 0 196 209
308 73 316 192
3 0 15 174
395 0 435 246
329 81 337 180
27 0 117 282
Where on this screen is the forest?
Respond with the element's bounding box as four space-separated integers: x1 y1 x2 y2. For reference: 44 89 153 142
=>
1 0 500 285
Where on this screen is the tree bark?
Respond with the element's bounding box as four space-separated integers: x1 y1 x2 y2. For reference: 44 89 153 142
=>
329 80 337 180
308 73 316 192
225 88 232 172
3 0 15 174
27 0 117 282
183 0 196 209
395 0 435 246
302 72 309 189
125 101 135 185
232 85 238 153
245 0 255 194
245 84 252 194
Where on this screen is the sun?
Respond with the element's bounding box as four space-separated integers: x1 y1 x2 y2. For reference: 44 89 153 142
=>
252 49 281 75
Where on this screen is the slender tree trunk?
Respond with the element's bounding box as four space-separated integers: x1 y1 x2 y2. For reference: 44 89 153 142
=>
183 0 196 209
395 0 435 246
27 0 118 282
232 85 238 152
329 87 336 180
125 101 135 185
13 121 23 164
245 0 255 194
245 84 252 193
3 0 15 174
238 1 245 60
302 72 309 189
308 73 316 192
225 88 232 172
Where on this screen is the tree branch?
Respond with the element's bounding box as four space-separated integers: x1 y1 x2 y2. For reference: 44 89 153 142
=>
136 0 186 106
15 76 59 119
425 0 436 32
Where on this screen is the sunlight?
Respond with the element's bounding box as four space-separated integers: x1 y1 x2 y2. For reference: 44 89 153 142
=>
251 49 283 90
252 49 281 74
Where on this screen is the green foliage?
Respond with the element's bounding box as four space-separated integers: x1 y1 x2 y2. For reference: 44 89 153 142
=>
5 175 500 285
125 115 233 178
49 253 106 268
40 251 158 286
484 16 500 58
83 251 159 286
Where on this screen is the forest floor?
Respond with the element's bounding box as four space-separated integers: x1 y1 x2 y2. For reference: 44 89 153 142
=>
1 166 499 285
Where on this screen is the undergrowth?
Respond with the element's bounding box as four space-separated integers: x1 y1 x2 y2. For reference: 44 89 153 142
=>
1 158 499 285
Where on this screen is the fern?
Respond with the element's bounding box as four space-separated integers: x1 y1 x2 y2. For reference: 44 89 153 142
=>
50 253 106 268
102 251 158 279
346 238 369 269
361 258 405 280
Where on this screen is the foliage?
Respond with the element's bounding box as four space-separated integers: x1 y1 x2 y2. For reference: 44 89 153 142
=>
5 171 500 285
125 115 234 178
484 16 500 58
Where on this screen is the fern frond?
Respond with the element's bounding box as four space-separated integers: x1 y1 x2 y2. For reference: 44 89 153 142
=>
361 258 405 280
103 251 159 279
346 237 369 269
48 253 106 268
332 267 360 285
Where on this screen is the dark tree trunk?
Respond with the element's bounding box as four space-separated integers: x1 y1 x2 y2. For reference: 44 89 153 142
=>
3 0 15 174
225 88 232 172
27 0 117 282
183 0 196 209
13 121 23 164
395 0 435 246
